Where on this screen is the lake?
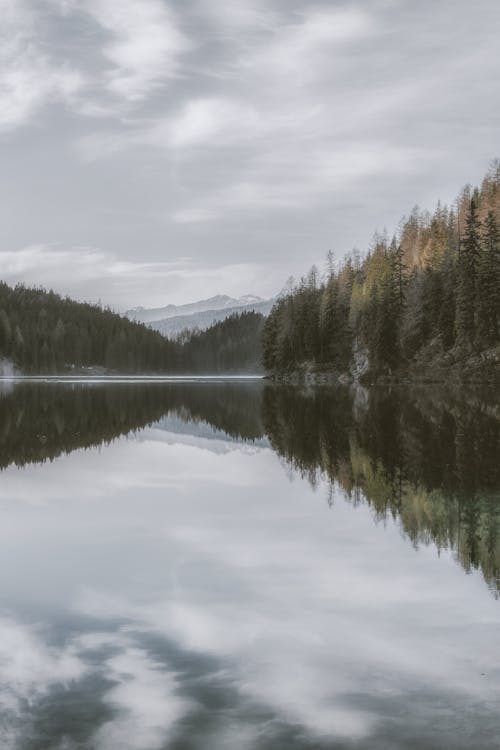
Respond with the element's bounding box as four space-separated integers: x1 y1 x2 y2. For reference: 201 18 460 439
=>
0 379 499 749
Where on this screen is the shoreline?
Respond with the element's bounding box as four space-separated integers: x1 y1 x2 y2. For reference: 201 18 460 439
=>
0 374 265 383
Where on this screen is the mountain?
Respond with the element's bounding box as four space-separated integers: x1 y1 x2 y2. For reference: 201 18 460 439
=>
126 294 265 325
126 294 275 338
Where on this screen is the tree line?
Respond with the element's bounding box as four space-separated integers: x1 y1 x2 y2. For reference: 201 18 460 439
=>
176 311 264 373
0 283 177 373
263 161 500 379
0 282 264 374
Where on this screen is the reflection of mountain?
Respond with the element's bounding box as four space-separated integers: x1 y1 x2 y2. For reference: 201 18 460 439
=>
2 380 499 595
150 414 270 452
263 386 500 595
0 381 265 470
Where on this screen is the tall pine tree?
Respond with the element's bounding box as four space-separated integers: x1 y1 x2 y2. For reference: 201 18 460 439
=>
456 197 481 349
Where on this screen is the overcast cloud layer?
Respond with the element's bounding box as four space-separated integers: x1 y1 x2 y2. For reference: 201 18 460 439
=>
1 0 499 309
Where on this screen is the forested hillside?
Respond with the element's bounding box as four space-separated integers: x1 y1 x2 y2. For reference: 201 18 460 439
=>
0 283 177 373
3 163 499 379
263 162 500 382
176 311 264 373
0 283 263 374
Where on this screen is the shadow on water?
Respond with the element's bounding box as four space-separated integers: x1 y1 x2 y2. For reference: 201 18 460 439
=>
1 379 499 593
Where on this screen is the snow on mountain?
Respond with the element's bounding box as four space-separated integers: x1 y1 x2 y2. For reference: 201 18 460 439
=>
125 294 273 337
126 294 265 325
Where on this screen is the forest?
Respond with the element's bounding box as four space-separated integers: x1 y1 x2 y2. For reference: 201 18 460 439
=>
1 163 499 379
0 283 177 373
0 282 263 374
175 311 264 373
263 162 500 381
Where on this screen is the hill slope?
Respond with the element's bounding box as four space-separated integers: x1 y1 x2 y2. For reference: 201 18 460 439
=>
0 283 265 375
0 282 176 374
263 161 500 383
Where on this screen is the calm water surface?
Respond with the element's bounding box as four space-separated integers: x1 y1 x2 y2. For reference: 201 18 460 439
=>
0 380 499 749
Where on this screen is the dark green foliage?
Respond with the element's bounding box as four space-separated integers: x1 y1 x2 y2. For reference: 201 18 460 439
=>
456 197 482 348
477 211 500 345
176 311 264 373
263 164 500 377
0 282 264 374
0 282 177 373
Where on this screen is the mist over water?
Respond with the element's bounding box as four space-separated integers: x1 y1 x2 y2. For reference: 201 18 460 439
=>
0 381 499 749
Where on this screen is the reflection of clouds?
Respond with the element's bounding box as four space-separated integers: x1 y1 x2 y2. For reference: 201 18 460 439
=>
0 615 86 748
2 435 500 746
0 622 193 750
0 437 271 506
89 640 191 750
73 478 500 742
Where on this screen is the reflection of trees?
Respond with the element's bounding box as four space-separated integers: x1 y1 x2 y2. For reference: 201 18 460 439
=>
0 381 265 470
2 380 500 594
262 385 500 595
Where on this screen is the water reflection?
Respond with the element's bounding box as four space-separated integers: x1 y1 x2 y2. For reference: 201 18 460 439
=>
0 380 264 469
1 380 498 594
263 385 500 594
0 381 499 749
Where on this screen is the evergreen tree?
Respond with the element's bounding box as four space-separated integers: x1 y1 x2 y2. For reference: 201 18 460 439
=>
456 198 481 348
263 164 499 380
477 211 500 345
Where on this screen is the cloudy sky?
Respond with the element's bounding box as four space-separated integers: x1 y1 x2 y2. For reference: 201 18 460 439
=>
1 0 499 310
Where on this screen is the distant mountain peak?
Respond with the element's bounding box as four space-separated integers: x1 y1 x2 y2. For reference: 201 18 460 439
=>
125 293 268 325
125 292 274 336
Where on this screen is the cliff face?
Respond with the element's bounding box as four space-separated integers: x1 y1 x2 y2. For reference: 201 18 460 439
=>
267 343 500 386
0 358 20 378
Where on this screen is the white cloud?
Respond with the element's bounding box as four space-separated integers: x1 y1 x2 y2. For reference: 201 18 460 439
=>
0 0 84 132
242 7 373 82
194 0 276 32
82 0 190 101
0 244 273 308
0 0 191 132
1 0 499 306
166 98 259 148
169 142 423 221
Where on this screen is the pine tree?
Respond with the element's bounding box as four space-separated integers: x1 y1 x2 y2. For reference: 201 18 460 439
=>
390 238 407 311
477 211 500 345
0 309 12 356
456 197 481 349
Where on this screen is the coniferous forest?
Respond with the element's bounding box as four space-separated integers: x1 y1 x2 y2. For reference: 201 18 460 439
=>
0 281 264 374
263 162 500 382
0 283 177 373
1 163 499 380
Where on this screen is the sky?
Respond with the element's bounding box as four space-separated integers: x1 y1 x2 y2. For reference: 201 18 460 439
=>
0 0 499 311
